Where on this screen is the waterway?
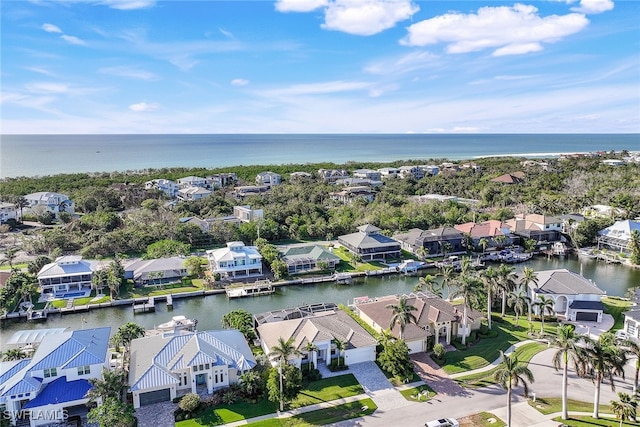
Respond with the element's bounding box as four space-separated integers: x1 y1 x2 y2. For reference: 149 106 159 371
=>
1 255 639 347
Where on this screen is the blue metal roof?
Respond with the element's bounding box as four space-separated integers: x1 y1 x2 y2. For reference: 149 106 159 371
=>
23 377 91 409
2 376 42 397
0 360 31 385
29 327 110 372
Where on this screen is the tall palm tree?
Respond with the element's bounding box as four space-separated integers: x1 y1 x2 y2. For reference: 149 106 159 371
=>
548 325 585 420
385 296 418 340
1 247 19 272
478 237 489 255
610 392 637 427
270 337 302 411
449 276 483 346
481 266 499 330
334 339 346 367
581 333 627 419
2 348 28 361
439 265 455 298
507 285 530 326
519 267 538 321
302 342 318 371
493 350 534 427
497 264 517 318
533 295 555 334
621 338 640 394
414 274 441 297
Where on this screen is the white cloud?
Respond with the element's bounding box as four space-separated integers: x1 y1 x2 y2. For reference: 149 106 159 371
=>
98 0 156 10
257 80 371 97
322 0 419 36
571 0 614 14
364 51 439 75
99 66 158 80
60 35 87 46
42 23 62 33
24 66 56 77
401 4 589 56
231 79 249 86
219 28 234 39
275 0 328 13
25 82 69 94
128 101 159 112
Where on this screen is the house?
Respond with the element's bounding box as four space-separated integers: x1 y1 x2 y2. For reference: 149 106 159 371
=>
256 305 377 368
454 220 514 248
527 269 605 322
231 185 270 198
330 186 375 204
318 169 349 183
418 165 439 176
177 176 209 189
37 256 93 299
279 244 341 274
338 224 401 261
289 172 313 182
558 214 586 234
177 186 212 201
393 227 466 257
128 329 255 408
144 179 179 198
504 214 562 243
23 192 74 219
398 165 423 180
490 173 525 184
602 159 624 166
377 167 399 179
621 309 640 341
334 178 382 188
206 242 263 279
179 216 210 232
352 169 382 181
207 173 238 188
0 202 20 224
123 257 189 286
233 205 263 223
597 220 640 253
255 171 281 187
353 293 481 353
0 327 111 427
582 204 625 219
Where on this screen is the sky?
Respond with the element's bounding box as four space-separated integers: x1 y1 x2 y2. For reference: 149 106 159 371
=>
1 0 639 134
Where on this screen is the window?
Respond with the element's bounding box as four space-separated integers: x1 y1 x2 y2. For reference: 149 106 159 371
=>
44 368 57 378
78 365 91 376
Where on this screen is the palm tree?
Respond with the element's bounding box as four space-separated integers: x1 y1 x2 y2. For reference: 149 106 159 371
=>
2 348 28 361
270 337 302 411
611 392 637 427
86 368 128 404
449 276 483 346
533 295 555 334
621 339 640 394
334 339 346 367
302 342 318 371
439 265 455 298
581 333 627 419
481 267 499 330
548 325 585 420
13 196 28 223
493 350 534 427
385 296 418 340
1 247 19 272
414 274 441 296
496 264 517 318
478 237 489 255
519 267 538 321
507 285 530 326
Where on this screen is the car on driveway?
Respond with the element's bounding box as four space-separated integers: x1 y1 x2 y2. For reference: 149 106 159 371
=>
425 418 459 427
615 330 628 340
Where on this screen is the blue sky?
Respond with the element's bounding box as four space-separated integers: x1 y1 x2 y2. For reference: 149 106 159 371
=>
1 0 639 134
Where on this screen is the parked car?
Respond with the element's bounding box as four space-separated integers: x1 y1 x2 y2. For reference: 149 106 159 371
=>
615 330 628 340
425 418 459 427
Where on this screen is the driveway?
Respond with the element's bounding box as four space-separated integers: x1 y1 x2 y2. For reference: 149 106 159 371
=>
347 362 414 411
410 353 468 397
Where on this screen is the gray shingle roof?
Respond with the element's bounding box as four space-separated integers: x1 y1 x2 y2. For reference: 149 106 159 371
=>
531 269 604 296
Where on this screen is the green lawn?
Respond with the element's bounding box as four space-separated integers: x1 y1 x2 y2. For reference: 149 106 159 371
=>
441 316 558 375
332 247 384 272
461 412 507 427
528 397 612 415
399 384 436 402
244 398 377 427
602 296 632 331
453 342 548 388
552 415 639 426
177 375 364 426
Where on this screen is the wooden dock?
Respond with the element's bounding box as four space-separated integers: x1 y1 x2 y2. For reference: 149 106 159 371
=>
133 297 156 313
166 294 173 309
225 282 275 298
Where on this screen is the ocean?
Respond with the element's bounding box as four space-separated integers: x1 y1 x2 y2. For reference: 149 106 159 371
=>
1 133 639 178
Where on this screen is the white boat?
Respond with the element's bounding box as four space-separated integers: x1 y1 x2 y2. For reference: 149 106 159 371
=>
577 248 597 259
156 315 197 332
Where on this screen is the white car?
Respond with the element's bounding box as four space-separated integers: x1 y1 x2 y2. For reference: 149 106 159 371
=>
615 330 628 340
425 418 459 427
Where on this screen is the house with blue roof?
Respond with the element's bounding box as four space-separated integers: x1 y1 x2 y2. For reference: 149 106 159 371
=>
0 327 111 427
128 329 255 408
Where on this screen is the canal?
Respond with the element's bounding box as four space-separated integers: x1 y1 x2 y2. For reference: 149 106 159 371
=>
1 255 639 346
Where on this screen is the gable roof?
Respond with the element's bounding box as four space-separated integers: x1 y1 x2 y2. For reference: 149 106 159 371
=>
394 227 463 246
598 220 640 241
531 269 605 296
339 225 399 250
491 173 524 184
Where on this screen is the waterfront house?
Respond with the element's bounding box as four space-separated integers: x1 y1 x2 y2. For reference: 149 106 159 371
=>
597 220 640 254
352 169 382 181
23 192 74 219
393 227 466 257
621 309 640 342
318 168 349 183
0 202 20 224
338 224 401 261
37 256 93 299
177 176 210 189
527 269 605 322
144 179 179 198
279 244 341 274
255 171 281 187
123 257 189 286
0 327 111 427
454 220 514 248
256 305 377 368
128 329 255 408
353 293 481 353
330 186 376 204
377 167 400 179
505 213 562 243
207 173 238 188
206 242 263 279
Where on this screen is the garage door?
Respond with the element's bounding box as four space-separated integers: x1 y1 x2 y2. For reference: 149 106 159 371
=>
139 389 171 406
576 312 598 322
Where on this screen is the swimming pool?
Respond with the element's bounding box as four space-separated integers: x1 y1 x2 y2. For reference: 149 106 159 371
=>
62 291 87 299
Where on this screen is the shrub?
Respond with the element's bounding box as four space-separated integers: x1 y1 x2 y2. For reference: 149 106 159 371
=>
179 393 200 413
221 388 240 405
302 368 322 383
479 324 489 335
432 343 446 359
469 331 478 342
175 414 184 422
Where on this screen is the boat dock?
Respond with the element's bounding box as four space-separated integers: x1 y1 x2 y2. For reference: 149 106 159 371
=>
133 297 156 313
333 272 353 284
225 281 275 298
166 294 173 309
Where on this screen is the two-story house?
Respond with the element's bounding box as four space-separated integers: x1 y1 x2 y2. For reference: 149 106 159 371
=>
338 224 401 261
505 214 562 243
255 172 281 187
37 256 93 299
394 227 466 257
23 192 74 219
208 173 238 188
352 169 382 181
206 242 263 278
0 202 20 224
145 179 179 198
177 176 210 189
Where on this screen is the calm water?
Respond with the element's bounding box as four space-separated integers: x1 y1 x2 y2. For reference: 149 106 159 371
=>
2 255 639 347
2 134 638 178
